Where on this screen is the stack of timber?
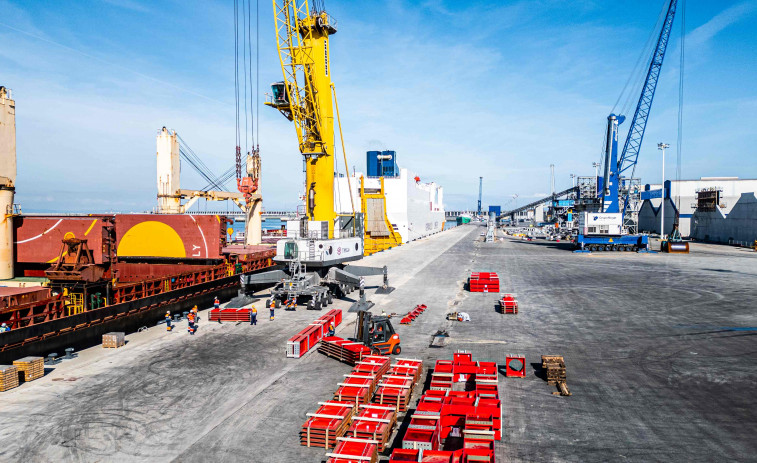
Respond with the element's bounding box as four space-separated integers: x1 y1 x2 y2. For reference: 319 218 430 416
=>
0 365 19 391
542 355 566 385
319 337 371 365
542 355 571 396
326 437 379 463
102 332 125 348
345 404 397 452
301 401 356 449
13 356 44 382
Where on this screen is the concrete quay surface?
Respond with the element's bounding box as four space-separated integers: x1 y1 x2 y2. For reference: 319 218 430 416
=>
0 224 755 462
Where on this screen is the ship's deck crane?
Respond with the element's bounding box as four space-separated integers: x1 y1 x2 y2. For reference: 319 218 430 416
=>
577 0 679 252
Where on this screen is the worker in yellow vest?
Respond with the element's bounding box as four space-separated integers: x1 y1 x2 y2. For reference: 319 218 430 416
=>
165 311 173 332
250 306 257 325
269 299 275 321
327 321 335 337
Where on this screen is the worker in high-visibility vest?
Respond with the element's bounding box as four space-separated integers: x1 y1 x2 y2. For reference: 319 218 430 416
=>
327 321 335 337
187 310 197 335
250 306 257 325
269 300 275 321
213 297 220 309
165 311 173 332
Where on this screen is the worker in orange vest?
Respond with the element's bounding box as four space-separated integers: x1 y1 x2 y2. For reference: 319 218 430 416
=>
250 305 257 325
269 299 275 321
187 310 197 335
213 297 220 309
165 311 173 332
327 321 335 337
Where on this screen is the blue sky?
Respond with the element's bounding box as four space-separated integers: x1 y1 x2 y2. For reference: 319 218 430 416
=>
1 0 755 212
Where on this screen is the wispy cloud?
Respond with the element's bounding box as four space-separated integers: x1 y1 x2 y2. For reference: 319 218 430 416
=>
687 1 757 47
101 0 151 14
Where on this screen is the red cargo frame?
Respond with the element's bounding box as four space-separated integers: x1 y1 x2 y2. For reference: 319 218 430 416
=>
287 309 343 358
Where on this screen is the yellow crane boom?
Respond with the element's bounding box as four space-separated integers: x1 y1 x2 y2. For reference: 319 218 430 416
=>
266 0 336 235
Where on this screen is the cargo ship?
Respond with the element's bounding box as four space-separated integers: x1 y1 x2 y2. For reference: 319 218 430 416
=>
0 212 274 363
334 150 445 255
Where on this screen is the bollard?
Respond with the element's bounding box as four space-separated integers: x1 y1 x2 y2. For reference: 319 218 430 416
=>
46 353 59 365
174 314 181 322
64 348 75 359
182 311 189 320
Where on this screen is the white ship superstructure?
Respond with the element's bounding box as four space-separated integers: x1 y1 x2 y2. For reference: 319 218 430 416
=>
334 167 445 243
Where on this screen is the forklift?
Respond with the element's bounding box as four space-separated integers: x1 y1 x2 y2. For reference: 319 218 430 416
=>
353 309 401 355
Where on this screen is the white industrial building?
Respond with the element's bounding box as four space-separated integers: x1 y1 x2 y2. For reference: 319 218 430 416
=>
638 177 757 239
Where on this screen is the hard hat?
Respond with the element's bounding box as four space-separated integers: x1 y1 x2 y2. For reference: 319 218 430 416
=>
166 311 170 315
1 323 6 326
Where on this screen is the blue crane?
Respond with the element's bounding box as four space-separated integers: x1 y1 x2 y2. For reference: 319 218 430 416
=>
477 177 483 216
602 0 679 218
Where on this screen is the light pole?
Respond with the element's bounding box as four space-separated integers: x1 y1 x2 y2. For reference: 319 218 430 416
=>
592 162 600 198
658 143 669 238
570 174 576 188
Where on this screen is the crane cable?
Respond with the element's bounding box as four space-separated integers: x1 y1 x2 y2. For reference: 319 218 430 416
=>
331 84 356 219
675 0 686 222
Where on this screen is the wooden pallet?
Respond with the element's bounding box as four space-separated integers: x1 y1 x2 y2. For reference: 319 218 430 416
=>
13 356 44 382
102 332 125 348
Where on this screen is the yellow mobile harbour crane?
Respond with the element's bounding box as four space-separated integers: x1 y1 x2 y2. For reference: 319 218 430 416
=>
240 0 392 310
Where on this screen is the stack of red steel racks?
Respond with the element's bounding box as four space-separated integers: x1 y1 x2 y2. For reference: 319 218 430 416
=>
400 304 427 324
344 404 397 452
304 355 395 462
326 437 379 463
497 293 518 314
286 309 343 358
389 351 502 463
208 307 252 322
334 356 390 406
301 401 356 449
468 272 500 293
319 337 372 365
373 358 423 412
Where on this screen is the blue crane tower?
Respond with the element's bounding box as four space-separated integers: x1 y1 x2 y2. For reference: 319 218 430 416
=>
602 0 679 218
477 177 483 216
578 0 679 252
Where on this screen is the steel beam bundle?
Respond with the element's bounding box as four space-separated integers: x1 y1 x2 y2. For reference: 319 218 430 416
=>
286 309 343 358
325 437 379 463
208 308 253 323
301 401 356 449
389 352 502 463
497 294 518 314
318 337 372 365
344 404 397 452
468 273 499 293
388 449 456 462
399 304 427 325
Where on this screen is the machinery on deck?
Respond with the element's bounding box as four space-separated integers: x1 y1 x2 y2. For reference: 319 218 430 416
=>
576 0 679 252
